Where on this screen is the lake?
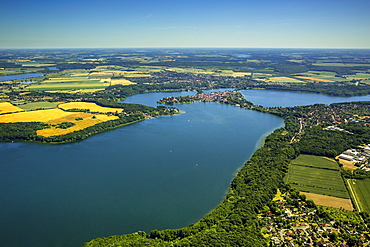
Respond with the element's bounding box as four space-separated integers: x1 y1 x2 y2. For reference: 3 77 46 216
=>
1 89 370 247
0 73 44 82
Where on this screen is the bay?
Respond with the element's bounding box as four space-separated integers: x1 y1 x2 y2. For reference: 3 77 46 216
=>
2 89 370 247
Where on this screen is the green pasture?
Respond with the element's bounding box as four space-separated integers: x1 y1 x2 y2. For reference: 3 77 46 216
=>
291 155 339 170
133 66 165 73
166 67 207 73
295 71 348 82
0 68 44 75
313 63 370 67
122 73 151 77
94 66 127 70
44 77 100 83
65 69 90 75
287 155 349 198
26 82 108 91
346 73 370 80
350 178 370 212
17 101 59 111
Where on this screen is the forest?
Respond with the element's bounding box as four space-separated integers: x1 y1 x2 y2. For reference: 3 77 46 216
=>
84 123 300 246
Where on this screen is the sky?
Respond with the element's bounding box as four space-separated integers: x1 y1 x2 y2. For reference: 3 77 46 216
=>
1 0 370 49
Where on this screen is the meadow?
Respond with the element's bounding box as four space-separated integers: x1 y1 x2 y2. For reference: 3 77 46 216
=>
286 155 349 199
26 82 108 91
348 178 370 212
312 63 370 67
294 71 347 82
17 101 60 111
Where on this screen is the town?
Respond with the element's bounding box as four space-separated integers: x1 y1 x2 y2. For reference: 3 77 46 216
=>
261 187 369 246
157 91 249 105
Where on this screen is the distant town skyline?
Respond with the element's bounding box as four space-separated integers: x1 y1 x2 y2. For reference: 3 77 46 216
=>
1 0 370 49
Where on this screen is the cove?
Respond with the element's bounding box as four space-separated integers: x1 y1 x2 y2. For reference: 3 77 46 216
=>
2 90 370 247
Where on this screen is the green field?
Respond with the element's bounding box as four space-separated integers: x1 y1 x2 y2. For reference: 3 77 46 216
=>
349 178 370 212
313 63 370 67
26 82 108 91
286 155 349 198
295 71 348 82
17 101 60 111
346 73 370 80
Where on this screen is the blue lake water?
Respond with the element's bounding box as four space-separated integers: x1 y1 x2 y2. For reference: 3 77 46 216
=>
1 89 370 247
239 89 370 107
0 73 44 82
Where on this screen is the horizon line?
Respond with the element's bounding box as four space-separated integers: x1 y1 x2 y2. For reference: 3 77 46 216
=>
1 47 370 50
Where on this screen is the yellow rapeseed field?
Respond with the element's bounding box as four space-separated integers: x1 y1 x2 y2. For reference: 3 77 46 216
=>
0 108 74 123
295 76 334 83
0 102 24 114
110 78 136 85
0 103 121 137
58 102 123 113
37 113 119 137
47 112 94 124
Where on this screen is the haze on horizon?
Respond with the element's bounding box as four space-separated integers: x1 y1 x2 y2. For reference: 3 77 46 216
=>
1 0 370 49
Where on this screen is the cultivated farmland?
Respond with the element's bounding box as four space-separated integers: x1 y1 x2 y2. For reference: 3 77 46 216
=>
27 82 108 91
58 102 123 113
301 192 353 211
286 155 349 199
257 76 305 83
0 102 24 114
17 101 60 111
0 108 74 123
348 178 370 212
37 113 119 137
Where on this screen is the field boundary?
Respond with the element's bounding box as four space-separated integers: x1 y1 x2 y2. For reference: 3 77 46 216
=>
346 179 361 211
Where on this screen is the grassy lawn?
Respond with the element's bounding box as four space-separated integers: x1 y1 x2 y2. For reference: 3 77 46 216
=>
287 155 349 199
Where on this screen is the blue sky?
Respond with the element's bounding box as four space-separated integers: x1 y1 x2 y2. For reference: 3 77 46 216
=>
1 0 369 49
